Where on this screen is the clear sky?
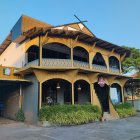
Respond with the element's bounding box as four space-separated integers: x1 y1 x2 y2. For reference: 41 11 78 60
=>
0 0 140 49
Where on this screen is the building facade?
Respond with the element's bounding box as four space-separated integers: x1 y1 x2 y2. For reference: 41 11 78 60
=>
0 15 131 123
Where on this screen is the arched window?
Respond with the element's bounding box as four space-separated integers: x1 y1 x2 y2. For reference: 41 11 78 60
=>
92 53 106 66
73 46 89 62
26 45 39 63
109 56 120 70
43 43 71 59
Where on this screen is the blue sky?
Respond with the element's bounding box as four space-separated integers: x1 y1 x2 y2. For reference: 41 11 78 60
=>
0 0 140 49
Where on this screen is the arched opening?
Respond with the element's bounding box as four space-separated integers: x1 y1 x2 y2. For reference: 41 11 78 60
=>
92 53 107 70
43 43 71 59
26 45 39 64
94 76 109 112
42 79 72 105
74 80 91 104
109 56 120 71
73 46 89 68
110 83 122 104
42 43 71 67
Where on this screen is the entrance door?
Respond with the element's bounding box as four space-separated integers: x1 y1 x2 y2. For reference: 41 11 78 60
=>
94 82 109 112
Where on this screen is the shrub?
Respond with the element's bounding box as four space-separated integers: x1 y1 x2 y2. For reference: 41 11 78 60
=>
39 104 102 125
115 102 136 118
15 109 25 122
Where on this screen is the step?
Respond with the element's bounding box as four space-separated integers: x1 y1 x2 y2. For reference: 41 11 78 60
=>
103 112 118 121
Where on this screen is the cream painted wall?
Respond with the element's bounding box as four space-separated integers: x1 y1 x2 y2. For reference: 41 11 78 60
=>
0 42 26 68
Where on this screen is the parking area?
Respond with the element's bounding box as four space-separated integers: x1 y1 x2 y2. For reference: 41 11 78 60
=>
0 113 140 140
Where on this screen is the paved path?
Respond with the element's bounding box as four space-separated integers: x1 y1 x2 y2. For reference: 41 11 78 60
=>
0 113 140 140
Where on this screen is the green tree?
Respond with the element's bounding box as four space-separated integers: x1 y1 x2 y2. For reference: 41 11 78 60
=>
122 47 140 73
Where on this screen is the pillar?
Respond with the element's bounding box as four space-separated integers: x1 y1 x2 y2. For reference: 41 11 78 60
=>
71 47 73 67
39 36 42 66
72 83 74 105
19 83 22 109
121 86 124 103
90 83 93 104
38 82 42 109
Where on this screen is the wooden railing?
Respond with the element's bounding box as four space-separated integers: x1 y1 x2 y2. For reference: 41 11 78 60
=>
25 59 121 74
92 64 107 72
73 60 89 69
42 58 72 67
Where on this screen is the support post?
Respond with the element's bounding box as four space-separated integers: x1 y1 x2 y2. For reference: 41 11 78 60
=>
90 83 93 104
19 83 22 109
72 83 74 105
39 36 42 66
71 47 73 67
38 82 42 109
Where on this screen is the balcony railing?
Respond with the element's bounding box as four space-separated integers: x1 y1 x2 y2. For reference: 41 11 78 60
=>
25 59 121 74
109 67 120 74
73 60 89 69
92 64 107 72
25 59 39 67
42 58 72 67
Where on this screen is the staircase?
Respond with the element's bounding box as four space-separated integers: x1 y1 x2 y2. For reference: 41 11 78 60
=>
103 112 118 121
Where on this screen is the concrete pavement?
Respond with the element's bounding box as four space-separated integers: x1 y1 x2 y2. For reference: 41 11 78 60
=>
0 113 140 140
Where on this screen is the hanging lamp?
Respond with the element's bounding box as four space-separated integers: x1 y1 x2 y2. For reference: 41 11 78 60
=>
56 82 60 89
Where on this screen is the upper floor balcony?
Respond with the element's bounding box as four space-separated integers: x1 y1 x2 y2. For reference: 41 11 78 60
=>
25 43 121 75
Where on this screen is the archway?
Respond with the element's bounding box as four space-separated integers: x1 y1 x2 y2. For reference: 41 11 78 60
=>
73 46 89 62
92 53 107 70
109 56 120 71
26 45 39 63
94 76 109 112
74 80 91 104
110 83 122 104
42 79 72 105
42 43 71 59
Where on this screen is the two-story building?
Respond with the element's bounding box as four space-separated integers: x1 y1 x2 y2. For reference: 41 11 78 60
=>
0 15 131 123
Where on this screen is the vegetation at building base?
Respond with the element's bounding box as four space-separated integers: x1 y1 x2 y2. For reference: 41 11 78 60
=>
115 102 136 118
15 109 25 122
39 104 102 125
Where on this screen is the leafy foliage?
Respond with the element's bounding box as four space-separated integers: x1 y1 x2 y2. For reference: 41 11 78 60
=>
39 104 102 125
115 102 136 118
122 46 140 73
15 109 25 122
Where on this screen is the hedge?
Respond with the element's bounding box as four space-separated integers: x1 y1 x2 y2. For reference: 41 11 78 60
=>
39 104 102 125
115 102 136 118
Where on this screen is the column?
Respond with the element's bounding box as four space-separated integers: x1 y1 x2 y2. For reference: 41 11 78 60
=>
121 86 124 103
19 83 22 109
39 36 42 66
90 83 93 104
38 82 42 109
72 83 74 105
71 47 73 67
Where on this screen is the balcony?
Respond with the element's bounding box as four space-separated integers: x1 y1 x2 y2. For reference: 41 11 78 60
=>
109 67 120 74
42 58 72 67
73 60 89 69
92 64 107 72
25 59 122 75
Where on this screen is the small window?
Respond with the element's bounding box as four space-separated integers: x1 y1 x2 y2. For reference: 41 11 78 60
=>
3 68 11 76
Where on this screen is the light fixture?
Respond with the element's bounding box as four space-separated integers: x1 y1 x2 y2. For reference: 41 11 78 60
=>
78 84 81 91
56 82 60 89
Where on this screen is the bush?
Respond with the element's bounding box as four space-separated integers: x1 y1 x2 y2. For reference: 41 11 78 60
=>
115 102 136 118
39 104 101 125
15 109 25 122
